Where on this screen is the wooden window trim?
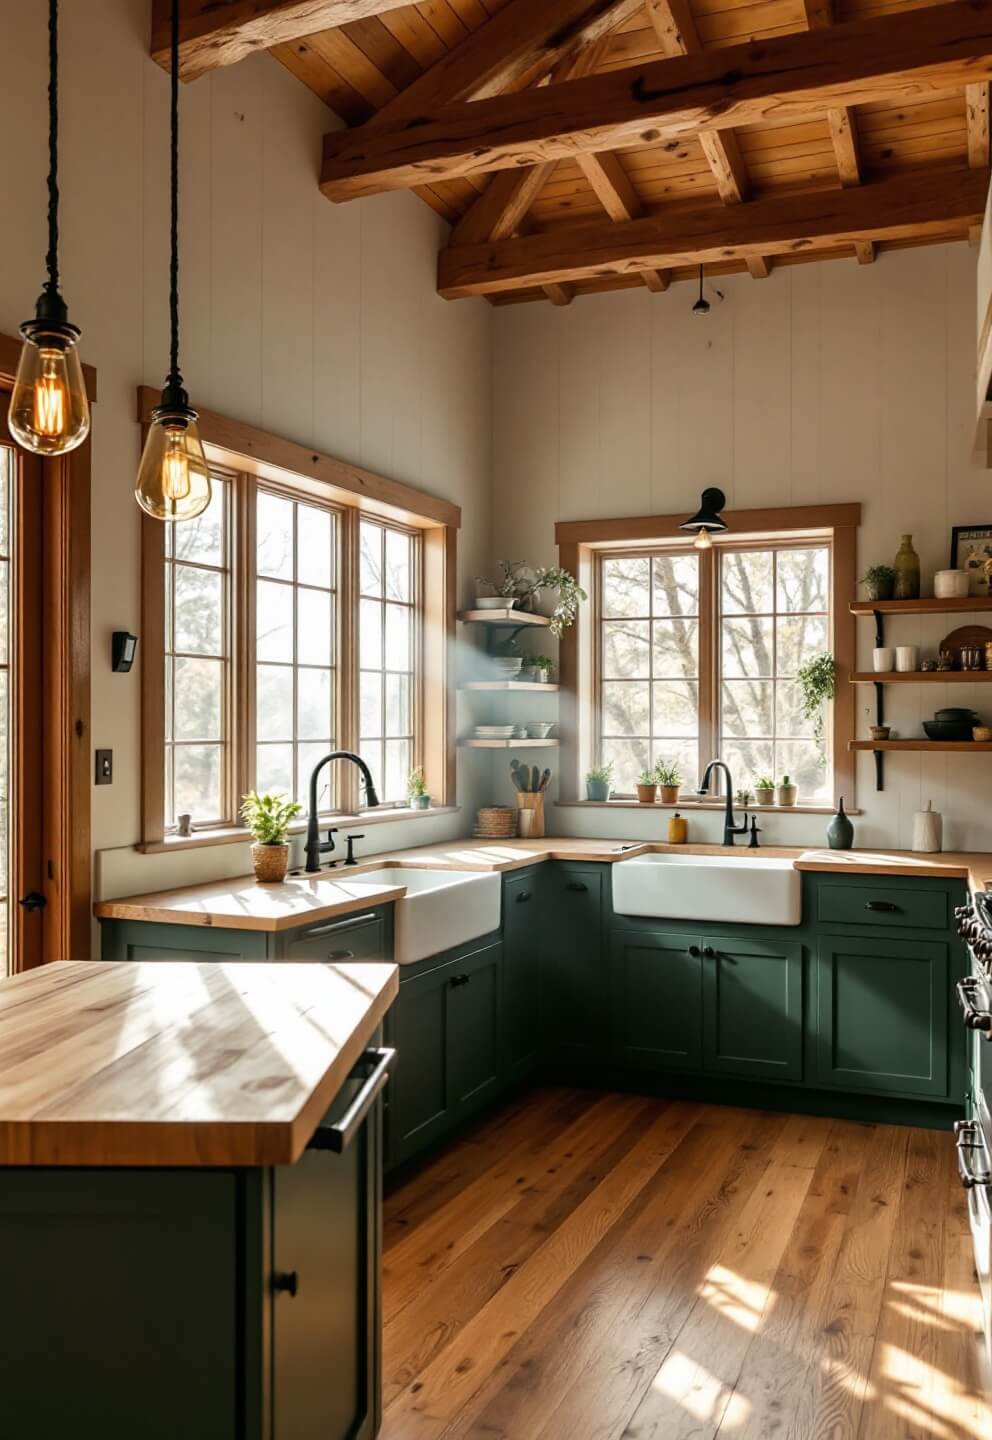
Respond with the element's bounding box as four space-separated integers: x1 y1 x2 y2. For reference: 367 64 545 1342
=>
0 337 92 967
139 391 458 850
557 504 859 809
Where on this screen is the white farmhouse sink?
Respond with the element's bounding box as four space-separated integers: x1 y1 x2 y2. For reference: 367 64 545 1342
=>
343 868 502 965
612 853 801 927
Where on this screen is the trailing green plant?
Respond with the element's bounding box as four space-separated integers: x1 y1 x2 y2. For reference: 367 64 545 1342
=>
477 562 588 637
796 652 836 747
586 762 614 784
476 559 525 599
406 766 428 799
240 791 302 845
653 759 683 787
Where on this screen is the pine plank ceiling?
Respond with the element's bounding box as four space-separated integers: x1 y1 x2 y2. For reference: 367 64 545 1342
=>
166 0 991 304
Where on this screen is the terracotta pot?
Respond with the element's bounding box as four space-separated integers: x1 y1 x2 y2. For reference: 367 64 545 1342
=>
776 785 798 807
659 785 680 805
754 787 775 807
252 842 289 883
636 783 657 804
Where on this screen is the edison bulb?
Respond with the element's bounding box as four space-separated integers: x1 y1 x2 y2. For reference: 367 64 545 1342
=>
693 529 713 551
135 411 211 522
8 327 90 455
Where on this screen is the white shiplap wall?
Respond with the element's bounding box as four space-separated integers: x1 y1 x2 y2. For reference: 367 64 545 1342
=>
493 245 992 850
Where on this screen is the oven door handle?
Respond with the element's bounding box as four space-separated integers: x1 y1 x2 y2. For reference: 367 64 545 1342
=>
955 1120 992 1189
956 978 992 1034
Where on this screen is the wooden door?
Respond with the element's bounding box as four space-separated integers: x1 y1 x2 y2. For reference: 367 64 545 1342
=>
0 439 44 974
702 932 804 1081
611 929 703 1071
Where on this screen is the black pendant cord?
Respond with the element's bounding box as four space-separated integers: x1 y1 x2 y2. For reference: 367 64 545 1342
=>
44 0 61 304
167 0 183 396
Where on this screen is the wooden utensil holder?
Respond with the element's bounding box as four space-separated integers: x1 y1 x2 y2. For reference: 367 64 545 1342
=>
516 791 545 838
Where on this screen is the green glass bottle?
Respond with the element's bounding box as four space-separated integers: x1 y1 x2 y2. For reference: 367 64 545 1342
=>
893 534 920 600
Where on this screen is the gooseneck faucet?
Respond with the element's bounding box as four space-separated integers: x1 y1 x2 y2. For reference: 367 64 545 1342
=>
696 759 750 847
305 751 379 873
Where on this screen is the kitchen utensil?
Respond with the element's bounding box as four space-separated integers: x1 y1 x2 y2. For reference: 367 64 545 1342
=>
872 647 895 672
509 766 525 792
895 645 919 672
531 765 541 793
912 800 942 853
961 645 985 671
516 790 545 837
539 768 552 792
939 624 992 669
934 569 971 599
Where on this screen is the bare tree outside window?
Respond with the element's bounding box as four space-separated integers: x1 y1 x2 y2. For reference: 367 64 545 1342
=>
359 520 418 805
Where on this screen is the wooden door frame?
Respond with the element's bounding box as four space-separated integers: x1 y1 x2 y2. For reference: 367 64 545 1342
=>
0 333 93 966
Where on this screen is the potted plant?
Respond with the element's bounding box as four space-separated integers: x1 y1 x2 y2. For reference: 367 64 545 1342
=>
654 760 682 805
754 775 775 805
859 564 896 602
586 762 614 802
480 562 588 637
796 652 836 749
776 774 798 807
407 766 431 810
735 787 754 808
523 655 555 683
636 770 658 804
240 790 302 883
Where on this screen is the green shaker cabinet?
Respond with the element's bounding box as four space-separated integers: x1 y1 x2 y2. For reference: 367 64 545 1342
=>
543 863 610 1065
611 929 703 1072
814 932 950 1098
702 933 803 1082
502 867 544 1081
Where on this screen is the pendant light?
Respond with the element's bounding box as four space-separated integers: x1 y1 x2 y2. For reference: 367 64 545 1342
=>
680 488 728 551
8 0 90 456
135 2 210 523
691 264 710 317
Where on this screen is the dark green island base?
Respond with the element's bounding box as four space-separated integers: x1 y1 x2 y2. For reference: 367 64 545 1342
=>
100 864 973 1182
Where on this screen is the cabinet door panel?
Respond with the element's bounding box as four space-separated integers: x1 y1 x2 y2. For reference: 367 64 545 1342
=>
545 865 608 1063
502 870 542 1080
702 934 803 1081
612 931 702 1072
449 943 502 1112
388 965 452 1166
815 934 949 1097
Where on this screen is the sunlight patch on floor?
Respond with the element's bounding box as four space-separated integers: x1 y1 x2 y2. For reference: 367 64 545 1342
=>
699 1263 775 1334
648 1348 752 1428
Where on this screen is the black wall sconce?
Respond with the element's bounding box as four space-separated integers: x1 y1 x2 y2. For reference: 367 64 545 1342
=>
112 631 138 673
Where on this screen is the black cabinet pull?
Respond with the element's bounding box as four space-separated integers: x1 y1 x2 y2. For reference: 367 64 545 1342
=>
301 912 377 940
272 1271 299 1297
328 948 355 961
956 978 992 1034
702 946 717 959
688 945 701 958
515 891 532 903
17 892 46 912
306 1047 395 1154
566 882 588 893
449 973 470 988
865 900 899 913
955 1120 992 1189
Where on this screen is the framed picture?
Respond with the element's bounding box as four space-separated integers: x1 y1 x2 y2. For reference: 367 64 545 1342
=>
950 525 992 596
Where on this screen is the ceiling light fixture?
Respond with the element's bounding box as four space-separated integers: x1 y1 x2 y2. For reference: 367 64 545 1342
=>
8 0 90 457
135 2 211 523
691 264 710 317
681 488 728 551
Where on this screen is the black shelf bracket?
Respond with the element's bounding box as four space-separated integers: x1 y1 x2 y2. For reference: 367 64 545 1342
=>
871 608 885 791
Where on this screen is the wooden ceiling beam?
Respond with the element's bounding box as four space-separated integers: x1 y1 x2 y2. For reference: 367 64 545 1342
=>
437 165 987 298
968 82 991 169
151 0 414 80
321 1 992 198
576 150 669 291
802 0 865 195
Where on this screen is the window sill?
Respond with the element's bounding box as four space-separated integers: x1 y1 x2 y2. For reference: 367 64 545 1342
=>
557 800 862 816
137 806 462 855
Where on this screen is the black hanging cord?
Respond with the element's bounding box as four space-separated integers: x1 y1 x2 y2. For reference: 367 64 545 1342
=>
44 0 61 302
168 0 182 390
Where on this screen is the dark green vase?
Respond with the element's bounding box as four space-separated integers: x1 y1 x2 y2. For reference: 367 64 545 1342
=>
893 534 920 600
827 797 854 851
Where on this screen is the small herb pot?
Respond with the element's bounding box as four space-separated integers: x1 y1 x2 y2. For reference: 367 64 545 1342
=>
410 794 431 810
754 787 775 807
659 785 680 805
586 779 611 802
776 784 798 807
252 842 290 883
636 783 657 804
868 724 891 741
863 575 895 601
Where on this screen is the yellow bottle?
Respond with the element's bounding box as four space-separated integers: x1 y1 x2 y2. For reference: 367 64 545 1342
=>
667 811 688 845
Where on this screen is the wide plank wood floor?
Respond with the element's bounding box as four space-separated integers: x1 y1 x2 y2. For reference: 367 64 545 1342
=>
380 1088 990 1440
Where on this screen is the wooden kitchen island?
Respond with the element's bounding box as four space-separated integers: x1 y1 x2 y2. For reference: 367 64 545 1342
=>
0 959 398 1440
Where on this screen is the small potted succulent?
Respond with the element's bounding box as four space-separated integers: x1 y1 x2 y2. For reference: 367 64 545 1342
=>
735 787 754 808
776 774 798 807
586 762 614 802
860 564 897 602
636 770 658 804
654 760 682 805
523 655 555 683
407 766 431 810
240 790 302 883
754 775 775 805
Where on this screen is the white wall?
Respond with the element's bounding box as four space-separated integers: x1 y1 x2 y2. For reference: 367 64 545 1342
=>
493 245 992 851
0 0 494 903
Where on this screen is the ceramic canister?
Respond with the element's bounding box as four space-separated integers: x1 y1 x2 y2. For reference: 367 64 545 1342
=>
895 645 919 672
912 802 943 854
873 647 895 672
934 569 970 599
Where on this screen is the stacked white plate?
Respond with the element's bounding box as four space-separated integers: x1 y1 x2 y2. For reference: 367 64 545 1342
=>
473 725 515 739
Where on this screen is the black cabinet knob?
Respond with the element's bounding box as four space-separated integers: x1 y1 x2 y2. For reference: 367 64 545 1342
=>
702 946 717 958
566 882 588 893
272 1271 299 1297
515 891 531 903
688 945 701 958
449 973 470 988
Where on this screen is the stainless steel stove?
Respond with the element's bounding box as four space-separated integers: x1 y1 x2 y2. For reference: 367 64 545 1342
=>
955 894 992 1365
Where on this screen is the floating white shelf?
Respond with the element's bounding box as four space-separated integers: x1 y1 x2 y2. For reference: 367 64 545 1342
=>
458 609 550 627
459 681 560 692
459 738 560 749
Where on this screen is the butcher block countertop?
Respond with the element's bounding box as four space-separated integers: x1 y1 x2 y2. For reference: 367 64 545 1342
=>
94 838 992 931
0 959 397 1168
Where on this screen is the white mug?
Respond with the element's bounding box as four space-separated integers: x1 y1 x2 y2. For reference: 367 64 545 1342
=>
873 647 895 672
895 645 919 673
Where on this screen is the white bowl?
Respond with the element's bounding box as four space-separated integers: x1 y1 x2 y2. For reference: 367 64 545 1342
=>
474 596 515 610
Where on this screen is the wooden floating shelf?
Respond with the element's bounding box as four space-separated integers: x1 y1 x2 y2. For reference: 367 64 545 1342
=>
850 740 992 752
460 681 560 692
850 597 992 616
850 671 992 684
458 609 550 627
459 738 560 749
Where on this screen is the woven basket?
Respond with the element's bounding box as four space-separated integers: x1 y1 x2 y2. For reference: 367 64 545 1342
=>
252 842 290 883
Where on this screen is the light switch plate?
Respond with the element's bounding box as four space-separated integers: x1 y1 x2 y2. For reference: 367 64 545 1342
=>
95 749 113 785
